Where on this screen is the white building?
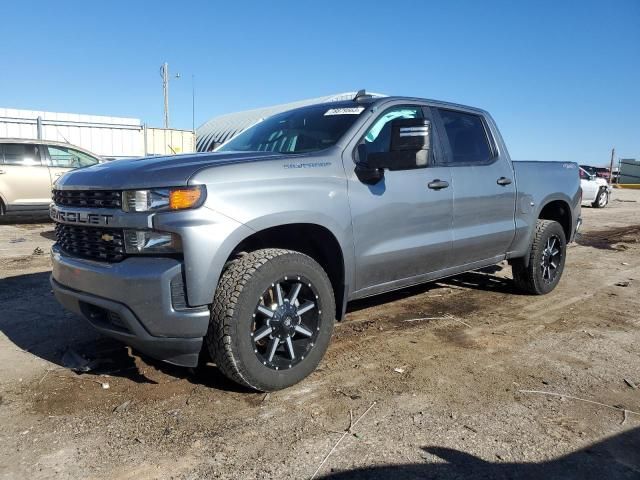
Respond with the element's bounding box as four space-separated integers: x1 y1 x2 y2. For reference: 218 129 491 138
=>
0 107 195 159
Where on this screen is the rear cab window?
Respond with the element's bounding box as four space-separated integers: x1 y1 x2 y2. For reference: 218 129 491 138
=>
437 109 495 165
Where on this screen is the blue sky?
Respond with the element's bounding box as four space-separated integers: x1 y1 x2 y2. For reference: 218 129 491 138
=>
1 0 638 165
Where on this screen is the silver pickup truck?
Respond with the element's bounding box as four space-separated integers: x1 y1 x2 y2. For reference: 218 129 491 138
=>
50 93 581 391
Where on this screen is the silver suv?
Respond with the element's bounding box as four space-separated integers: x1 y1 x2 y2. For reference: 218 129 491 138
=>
0 138 101 216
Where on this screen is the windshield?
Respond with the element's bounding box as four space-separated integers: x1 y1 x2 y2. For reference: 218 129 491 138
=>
217 105 365 154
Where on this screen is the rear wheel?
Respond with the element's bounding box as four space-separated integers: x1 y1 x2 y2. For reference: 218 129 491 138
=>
592 189 608 208
207 248 335 391
512 220 566 295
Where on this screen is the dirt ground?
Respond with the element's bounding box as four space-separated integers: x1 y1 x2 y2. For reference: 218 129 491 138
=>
1 190 639 480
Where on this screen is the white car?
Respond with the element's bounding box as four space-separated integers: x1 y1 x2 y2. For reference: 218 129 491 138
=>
580 167 611 208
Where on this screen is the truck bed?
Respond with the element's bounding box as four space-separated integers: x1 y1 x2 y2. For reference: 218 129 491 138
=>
507 160 582 258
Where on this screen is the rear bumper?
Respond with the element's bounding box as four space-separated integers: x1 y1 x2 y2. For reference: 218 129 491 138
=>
50 245 210 367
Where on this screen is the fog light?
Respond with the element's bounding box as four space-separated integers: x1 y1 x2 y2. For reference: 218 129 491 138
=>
124 230 182 254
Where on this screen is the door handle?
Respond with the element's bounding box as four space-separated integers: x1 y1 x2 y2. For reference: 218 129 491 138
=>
0 169 5 174
427 179 450 190
54 173 63 177
497 177 512 186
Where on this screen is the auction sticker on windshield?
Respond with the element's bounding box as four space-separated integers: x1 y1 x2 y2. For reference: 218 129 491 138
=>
324 107 365 116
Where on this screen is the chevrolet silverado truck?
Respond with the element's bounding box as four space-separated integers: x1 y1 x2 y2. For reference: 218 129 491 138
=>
50 93 581 391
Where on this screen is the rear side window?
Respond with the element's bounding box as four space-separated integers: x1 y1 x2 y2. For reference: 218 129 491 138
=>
1 143 42 166
438 109 493 165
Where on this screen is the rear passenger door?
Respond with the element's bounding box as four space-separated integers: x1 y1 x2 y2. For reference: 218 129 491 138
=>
433 108 516 266
0 143 52 211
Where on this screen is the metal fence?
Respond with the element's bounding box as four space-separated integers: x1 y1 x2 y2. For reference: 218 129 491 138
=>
0 108 194 158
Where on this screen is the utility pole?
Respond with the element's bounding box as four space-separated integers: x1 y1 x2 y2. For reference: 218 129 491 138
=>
609 147 615 184
160 62 170 128
160 63 192 131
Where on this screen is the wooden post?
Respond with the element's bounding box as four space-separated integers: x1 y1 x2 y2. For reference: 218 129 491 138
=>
609 148 615 184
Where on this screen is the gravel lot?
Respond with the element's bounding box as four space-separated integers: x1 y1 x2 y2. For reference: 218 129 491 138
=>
1 190 639 479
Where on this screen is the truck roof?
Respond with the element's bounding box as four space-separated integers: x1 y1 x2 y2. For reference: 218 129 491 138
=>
288 96 489 116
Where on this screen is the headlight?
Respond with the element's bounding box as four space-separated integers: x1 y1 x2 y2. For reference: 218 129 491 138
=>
122 186 205 212
124 230 182 254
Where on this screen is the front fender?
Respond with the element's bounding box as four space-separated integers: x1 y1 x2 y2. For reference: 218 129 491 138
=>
242 210 355 296
153 207 255 307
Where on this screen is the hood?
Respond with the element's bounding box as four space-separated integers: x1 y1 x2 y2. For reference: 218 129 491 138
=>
594 177 609 186
54 151 287 190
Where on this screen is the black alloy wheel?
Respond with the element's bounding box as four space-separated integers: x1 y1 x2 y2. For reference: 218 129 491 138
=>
251 277 322 370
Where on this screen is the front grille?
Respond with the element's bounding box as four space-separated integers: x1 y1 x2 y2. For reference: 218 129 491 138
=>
55 224 126 262
53 189 122 209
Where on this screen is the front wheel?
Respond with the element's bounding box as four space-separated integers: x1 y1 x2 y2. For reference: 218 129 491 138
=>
207 248 335 391
512 220 567 295
592 189 609 208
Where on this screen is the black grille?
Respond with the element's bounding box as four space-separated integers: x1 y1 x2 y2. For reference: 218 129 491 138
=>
53 189 122 209
55 224 126 262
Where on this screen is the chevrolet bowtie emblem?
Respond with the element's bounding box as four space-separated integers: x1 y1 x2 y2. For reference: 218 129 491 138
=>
101 233 114 242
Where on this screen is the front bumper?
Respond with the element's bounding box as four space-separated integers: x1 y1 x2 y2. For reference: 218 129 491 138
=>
51 245 210 367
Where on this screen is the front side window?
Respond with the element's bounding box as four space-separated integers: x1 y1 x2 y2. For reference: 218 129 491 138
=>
362 107 423 154
439 109 493 165
47 146 99 168
217 104 365 154
2 143 42 166
579 168 592 180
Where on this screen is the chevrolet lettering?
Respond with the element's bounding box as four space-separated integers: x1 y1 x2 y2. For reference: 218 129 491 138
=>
50 206 114 226
49 92 582 392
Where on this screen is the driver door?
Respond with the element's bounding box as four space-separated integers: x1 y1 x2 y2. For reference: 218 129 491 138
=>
345 105 453 294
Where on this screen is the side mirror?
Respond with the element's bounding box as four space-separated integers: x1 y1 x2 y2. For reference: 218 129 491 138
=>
367 118 431 171
355 143 384 185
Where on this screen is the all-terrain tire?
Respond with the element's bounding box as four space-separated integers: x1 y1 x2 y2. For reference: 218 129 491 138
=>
206 248 335 391
592 188 608 208
512 220 567 295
